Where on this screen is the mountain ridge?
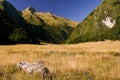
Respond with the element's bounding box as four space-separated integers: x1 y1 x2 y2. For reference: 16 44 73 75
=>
0 0 78 44
22 6 78 27
0 0 119 44
67 0 120 43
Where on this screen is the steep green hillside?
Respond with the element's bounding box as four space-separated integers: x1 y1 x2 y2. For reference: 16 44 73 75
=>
0 0 78 44
0 0 46 44
34 11 78 27
0 0 29 44
67 0 120 43
0 0 43 44
22 6 78 43
22 7 45 26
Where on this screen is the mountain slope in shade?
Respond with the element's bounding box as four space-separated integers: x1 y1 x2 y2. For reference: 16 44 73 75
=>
0 0 78 44
67 0 120 43
22 6 78 43
0 0 30 44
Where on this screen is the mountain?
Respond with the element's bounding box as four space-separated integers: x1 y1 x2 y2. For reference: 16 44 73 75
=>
67 0 120 43
22 6 45 26
22 6 78 44
22 6 78 27
0 0 30 44
0 0 78 44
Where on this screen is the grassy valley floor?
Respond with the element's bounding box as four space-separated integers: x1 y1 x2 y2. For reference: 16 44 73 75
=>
0 40 120 80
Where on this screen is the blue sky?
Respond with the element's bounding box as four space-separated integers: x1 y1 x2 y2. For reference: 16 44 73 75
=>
8 0 102 22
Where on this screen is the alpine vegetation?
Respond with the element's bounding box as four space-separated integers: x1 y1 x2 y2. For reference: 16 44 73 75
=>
67 0 120 43
0 0 78 44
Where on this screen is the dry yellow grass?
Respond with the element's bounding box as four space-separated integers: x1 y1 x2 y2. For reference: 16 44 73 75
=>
0 40 120 80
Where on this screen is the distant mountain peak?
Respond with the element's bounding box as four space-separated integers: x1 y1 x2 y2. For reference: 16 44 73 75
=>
46 12 53 15
24 6 36 13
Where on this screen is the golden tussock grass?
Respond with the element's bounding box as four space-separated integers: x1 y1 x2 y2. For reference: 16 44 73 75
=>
0 40 120 80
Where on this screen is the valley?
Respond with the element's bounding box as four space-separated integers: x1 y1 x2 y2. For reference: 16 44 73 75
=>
0 0 120 80
0 40 120 80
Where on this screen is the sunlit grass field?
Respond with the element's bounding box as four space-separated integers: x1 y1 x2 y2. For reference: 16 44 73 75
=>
0 40 120 80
